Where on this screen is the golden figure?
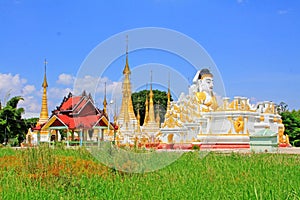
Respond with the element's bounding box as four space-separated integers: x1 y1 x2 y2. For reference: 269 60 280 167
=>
278 125 290 145
167 134 174 143
162 111 183 128
234 116 244 133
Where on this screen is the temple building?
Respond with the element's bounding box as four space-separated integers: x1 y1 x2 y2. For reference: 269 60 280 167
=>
26 61 113 145
26 45 290 149
41 91 114 143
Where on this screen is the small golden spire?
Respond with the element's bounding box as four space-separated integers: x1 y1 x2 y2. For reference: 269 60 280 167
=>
123 35 130 75
103 82 107 115
137 107 140 121
38 59 49 125
156 101 161 127
42 59 48 88
137 108 141 133
148 70 155 122
143 92 149 126
167 73 171 111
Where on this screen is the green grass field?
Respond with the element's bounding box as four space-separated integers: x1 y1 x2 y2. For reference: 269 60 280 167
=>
0 146 300 200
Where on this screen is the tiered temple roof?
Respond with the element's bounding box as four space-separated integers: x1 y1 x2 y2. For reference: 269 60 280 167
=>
45 91 111 130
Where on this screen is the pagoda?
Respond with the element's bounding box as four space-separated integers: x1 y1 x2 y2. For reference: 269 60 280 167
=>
116 38 139 144
27 60 50 144
141 71 160 142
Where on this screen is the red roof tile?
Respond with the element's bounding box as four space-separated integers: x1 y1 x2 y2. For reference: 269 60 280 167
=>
60 96 82 111
56 114 99 129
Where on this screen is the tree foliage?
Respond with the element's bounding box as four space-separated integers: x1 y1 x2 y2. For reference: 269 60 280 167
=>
0 96 37 146
131 90 172 126
281 109 300 143
277 101 289 113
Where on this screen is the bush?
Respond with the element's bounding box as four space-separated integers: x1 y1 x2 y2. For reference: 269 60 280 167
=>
293 139 300 147
8 137 19 147
192 144 200 150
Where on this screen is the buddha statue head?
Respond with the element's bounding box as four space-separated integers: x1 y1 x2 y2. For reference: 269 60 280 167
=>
198 68 214 93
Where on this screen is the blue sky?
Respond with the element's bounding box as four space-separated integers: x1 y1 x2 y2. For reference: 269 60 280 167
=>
0 0 299 117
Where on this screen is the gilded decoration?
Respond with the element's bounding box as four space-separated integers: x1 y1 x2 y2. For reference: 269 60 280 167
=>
162 111 182 128
234 116 244 133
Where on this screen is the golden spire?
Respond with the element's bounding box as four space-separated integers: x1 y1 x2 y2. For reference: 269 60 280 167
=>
156 101 161 127
137 105 140 120
103 82 107 115
38 59 49 125
42 59 48 88
148 70 155 122
167 73 171 111
123 35 130 75
137 108 141 132
118 36 137 124
143 93 149 126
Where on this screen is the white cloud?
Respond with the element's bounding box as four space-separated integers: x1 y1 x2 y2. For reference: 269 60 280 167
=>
0 73 26 96
0 73 123 118
22 85 36 95
73 76 122 97
56 73 75 85
49 87 73 101
19 96 40 113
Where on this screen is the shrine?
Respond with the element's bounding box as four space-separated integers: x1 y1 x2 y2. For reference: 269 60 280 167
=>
27 46 291 150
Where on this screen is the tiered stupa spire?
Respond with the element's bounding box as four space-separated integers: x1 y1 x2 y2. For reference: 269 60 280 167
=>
117 36 137 125
37 59 49 125
141 70 160 137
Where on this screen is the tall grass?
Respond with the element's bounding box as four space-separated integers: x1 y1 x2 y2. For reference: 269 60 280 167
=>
0 146 300 199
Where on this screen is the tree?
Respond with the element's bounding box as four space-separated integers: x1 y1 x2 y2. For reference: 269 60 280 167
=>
131 89 172 126
0 96 28 146
281 109 300 143
277 101 289 113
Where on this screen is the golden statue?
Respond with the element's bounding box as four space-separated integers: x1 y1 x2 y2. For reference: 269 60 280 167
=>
167 134 174 143
278 124 290 146
162 111 182 128
234 116 244 133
